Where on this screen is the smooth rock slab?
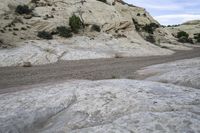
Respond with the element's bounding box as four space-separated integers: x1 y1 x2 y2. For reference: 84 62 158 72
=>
0 79 200 133
0 34 173 67
136 57 200 89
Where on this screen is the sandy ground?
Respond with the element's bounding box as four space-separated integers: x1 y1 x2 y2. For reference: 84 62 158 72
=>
0 48 200 92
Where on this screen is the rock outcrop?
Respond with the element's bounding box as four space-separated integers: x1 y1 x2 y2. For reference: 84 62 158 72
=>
0 35 174 67
0 0 172 67
135 57 200 89
165 20 200 44
0 0 197 67
0 0 157 44
0 78 200 133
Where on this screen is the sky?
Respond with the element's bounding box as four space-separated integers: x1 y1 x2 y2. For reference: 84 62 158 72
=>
124 0 200 25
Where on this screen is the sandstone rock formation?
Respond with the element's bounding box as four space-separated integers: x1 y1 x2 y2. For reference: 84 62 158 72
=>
0 34 174 67
0 0 157 44
165 20 200 44
0 0 198 67
135 57 200 89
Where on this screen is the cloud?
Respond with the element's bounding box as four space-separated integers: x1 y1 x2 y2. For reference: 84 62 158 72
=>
144 5 181 11
155 14 200 25
124 0 200 25
125 0 183 11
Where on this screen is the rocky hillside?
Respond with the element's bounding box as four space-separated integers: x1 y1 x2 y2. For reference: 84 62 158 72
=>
0 0 197 67
165 20 200 44
0 0 158 45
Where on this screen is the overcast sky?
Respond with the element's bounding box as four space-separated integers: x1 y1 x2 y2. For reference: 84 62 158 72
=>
124 0 200 25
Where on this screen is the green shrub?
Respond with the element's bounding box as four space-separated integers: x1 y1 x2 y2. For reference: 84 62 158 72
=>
15 5 32 15
145 35 156 43
143 23 159 34
188 38 194 44
132 18 140 31
57 26 73 38
137 13 140 16
178 36 188 43
69 14 82 33
91 24 101 32
177 31 189 38
178 36 193 44
194 33 200 42
160 46 169 49
176 31 194 43
37 31 53 39
31 0 39 3
97 0 107 3
111 75 117 79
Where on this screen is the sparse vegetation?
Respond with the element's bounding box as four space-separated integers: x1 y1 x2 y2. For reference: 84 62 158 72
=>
0 39 3 45
91 24 101 32
137 13 140 16
21 27 27 31
132 18 140 31
13 28 19 31
0 30 5 33
31 0 40 3
111 75 117 79
145 35 156 43
177 31 189 38
23 62 32 67
56 26 73 38
160 46 169 49
143 23 159 34
194 33 200 43
37 31 53 39
15 5 32 15
176 31 193 43
132 19 158 44
97 0 107 3
188 38 194 44
69 14 83 33
178 36 189 43
167 24 180 27
114 53 124 58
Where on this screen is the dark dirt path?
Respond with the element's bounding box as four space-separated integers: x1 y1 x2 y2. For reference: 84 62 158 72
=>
0 48 200 93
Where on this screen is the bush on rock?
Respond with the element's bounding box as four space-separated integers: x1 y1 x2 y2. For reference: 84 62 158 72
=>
69 14 83 33
37 31 53 40
15 5 32 15
57 26 73 38
97 0 107 3
91 24 101 32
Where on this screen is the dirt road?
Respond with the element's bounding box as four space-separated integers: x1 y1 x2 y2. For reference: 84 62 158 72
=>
0 48 200 93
